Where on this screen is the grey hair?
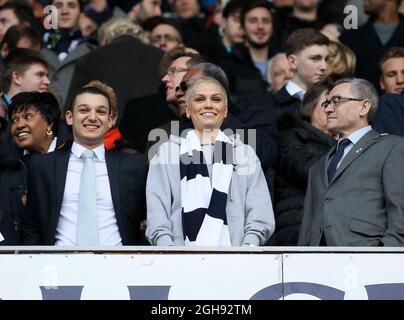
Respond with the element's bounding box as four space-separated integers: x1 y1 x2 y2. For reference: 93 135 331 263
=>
192 62 229 92
185 77 228 108
334 77 379 122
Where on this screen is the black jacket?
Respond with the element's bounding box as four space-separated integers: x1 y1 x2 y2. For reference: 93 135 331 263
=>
255 85 302 122
21 144 147 245
0 184 19 245
272 8 326 53
340 15 404 91
236 84 302 173
269 115 335 245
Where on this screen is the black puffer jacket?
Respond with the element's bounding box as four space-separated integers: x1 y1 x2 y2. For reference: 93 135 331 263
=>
269 115 336 245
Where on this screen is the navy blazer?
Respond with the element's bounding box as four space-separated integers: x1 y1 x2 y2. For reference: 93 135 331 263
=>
21 145 147 245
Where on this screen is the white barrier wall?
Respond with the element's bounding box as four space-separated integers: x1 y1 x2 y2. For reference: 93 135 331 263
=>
1 248 404 300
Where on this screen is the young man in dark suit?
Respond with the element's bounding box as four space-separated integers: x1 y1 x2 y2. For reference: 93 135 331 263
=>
22 83 147 246
299 78 404 247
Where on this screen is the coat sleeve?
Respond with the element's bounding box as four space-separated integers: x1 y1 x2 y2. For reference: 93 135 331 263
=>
380 138 404 246
145 145 175 246
243 147 275 246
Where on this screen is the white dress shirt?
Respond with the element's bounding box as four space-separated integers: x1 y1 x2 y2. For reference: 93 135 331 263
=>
286 80 305 101
55 142 123 246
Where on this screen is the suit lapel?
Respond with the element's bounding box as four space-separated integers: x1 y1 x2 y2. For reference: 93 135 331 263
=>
106 151 120 218
330 130 380 183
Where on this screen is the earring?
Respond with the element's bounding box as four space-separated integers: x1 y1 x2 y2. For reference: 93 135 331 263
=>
46 128 53 136
187 114 191 119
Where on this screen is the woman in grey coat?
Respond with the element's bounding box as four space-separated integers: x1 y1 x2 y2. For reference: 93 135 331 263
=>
146 77 275 246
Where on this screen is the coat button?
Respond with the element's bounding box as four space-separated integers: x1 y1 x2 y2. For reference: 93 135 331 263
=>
325 198 332 202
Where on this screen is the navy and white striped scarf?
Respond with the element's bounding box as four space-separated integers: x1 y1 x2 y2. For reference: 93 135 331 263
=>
180 130 233 246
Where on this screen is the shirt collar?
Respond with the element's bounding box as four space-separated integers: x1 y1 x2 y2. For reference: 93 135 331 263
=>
71 141 105 161
346 126 372 145
285 80 305 100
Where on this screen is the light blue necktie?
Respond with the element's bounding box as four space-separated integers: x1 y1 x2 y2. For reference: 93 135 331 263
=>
294 91 305 101
76 150 99 246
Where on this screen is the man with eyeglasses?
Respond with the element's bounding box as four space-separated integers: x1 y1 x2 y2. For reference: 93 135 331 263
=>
298 78 404 247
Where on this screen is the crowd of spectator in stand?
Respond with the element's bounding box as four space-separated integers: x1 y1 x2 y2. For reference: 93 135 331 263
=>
1 0 404 247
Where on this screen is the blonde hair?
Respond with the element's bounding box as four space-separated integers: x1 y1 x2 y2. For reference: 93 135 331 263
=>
98 17 146 45
325 41 356 81
83 80 118 120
